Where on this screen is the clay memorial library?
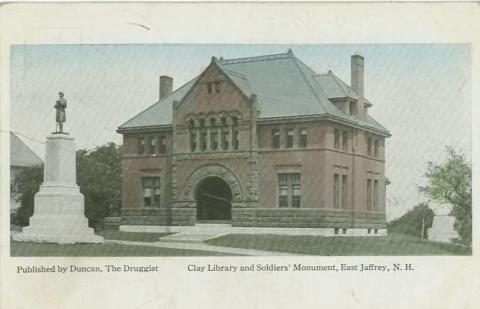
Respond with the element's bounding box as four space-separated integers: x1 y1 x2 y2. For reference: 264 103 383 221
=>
116 49 390 236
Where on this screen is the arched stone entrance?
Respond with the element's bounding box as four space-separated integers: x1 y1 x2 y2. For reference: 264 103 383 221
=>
183 164 244 222
195 177 232 221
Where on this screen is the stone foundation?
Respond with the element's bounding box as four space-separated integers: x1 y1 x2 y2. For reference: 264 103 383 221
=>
120 205 386 230
232 208 386 229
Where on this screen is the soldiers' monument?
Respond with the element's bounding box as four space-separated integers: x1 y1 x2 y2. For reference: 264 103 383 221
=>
13 93 103 244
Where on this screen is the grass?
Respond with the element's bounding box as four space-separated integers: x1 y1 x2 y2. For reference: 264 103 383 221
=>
10 242 229 256
206 233 472 256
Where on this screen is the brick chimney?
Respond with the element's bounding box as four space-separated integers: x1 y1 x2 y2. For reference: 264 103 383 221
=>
351 54 364 98
159 75 173 100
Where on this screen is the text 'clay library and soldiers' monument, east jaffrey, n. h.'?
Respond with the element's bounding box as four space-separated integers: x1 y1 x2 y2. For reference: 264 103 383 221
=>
115 49 391 236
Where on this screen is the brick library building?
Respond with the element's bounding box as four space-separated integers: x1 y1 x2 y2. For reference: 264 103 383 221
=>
117 49 390 235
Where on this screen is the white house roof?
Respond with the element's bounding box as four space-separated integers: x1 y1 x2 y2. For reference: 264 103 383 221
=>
10 132 43 167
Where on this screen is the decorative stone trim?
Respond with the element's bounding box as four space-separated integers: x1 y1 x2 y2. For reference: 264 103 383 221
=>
183 164 244 201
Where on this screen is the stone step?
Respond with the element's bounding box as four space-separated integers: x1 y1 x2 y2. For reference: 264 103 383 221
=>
159 232 227 243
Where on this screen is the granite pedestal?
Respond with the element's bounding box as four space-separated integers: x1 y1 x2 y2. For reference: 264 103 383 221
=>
13 134 103 244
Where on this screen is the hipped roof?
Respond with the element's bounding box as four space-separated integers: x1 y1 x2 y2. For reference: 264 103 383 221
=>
118 50 389 135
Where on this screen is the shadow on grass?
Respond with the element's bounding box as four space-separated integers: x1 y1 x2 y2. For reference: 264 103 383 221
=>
206 233 471 256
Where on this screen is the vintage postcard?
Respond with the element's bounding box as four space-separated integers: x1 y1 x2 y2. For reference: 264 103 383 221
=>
1 2 479 309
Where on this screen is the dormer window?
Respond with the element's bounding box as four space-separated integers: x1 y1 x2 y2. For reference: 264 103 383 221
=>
349 101 356 115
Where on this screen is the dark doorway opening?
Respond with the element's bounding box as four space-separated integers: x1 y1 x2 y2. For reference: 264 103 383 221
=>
195 176 232 221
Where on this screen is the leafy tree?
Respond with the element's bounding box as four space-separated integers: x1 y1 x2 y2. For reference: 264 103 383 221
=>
387 203 434 238
419 147 472 244
12 142 122 230
76 142 123 229
11 166 43 226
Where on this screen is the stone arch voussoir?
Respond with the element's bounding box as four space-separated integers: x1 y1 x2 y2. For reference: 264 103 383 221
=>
184 164 243 202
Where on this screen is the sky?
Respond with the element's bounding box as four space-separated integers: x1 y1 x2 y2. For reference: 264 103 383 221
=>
9 44 471 220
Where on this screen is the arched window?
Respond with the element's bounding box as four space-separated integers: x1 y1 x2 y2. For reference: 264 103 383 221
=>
210 118 216 127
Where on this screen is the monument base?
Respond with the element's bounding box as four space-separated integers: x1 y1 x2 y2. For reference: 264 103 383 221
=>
428 215 459 243
12 182 103 244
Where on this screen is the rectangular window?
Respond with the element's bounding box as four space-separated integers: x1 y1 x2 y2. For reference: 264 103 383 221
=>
286 128 294 148
342 175 347 209
373 180 379 210
334 129 340 149
137 137 145 155
342 131 348 151
158 135 167 154
334 174 340 208
278 174 289 208
278 173 301 208
142 177 161 207
148 137 155 155
367 137 373 156
272 129 280 149
221 130 229 150
367 179 372 210
215 81 222 93
374 139 379 157
299 128 307 148
190 132 197 152
292 173 301 208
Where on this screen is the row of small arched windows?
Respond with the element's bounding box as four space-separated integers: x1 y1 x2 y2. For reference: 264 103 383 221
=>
187 114 240 152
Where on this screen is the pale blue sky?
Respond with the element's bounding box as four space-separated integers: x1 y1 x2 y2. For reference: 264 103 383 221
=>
10 44 471 220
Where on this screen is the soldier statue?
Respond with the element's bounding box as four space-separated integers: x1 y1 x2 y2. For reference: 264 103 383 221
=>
54 92 67 133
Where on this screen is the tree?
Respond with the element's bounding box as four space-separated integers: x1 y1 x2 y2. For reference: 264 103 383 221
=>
76 143 122 229
12 142 122 230
419 147 472 244
11 166 43 226
387 203 434 238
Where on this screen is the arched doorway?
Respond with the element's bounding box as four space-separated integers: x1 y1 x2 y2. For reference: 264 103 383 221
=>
195 176 232 221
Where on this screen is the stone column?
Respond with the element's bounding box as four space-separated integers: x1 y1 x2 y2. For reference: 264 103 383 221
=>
206 126 211 151
195 126 201 152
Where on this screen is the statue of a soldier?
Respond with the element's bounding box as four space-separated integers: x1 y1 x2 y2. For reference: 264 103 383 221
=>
54 92 67 133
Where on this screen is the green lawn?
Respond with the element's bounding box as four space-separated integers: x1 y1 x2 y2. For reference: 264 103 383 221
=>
10 242 228 256
206 234 471 256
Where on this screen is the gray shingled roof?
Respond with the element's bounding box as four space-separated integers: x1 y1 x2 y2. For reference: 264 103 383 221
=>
10 132 43 167
118 50 388 135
